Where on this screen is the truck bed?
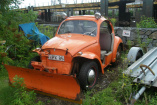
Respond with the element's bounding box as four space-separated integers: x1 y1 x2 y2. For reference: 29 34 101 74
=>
124 47 157 87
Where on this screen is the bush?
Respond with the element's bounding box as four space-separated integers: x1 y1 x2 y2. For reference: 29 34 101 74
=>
0 0 39 70
136 16 157 28
110 18 117 27
12 75 43 105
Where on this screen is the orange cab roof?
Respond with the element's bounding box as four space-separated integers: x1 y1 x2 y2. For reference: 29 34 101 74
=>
66 15 107 21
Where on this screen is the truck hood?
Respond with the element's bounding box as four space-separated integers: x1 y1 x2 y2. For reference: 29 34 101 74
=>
42 34 97 56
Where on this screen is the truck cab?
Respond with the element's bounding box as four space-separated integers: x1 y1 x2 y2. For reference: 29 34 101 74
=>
31 13 123 90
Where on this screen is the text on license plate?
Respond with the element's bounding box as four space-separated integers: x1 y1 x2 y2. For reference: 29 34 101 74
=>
48 54 64 61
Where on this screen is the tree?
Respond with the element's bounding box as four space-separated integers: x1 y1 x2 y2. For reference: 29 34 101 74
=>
0 0 37 68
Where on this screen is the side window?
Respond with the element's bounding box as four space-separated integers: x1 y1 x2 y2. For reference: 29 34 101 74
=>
100 21 112 34
100 22 108 28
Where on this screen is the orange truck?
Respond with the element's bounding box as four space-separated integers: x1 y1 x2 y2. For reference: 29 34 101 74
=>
4 13 123 102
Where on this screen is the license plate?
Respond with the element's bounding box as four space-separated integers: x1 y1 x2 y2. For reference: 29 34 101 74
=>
48 54 64 61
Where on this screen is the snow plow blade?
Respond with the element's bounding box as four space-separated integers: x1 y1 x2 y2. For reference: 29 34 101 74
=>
4 64 81 102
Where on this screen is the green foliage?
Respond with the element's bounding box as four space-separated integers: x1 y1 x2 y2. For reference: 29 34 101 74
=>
136 16 157 28
108 10 119 18
136 18 153 52
89 11 95 15
83 88 121 105
0 44 13 70
149 93 157 104
0 0 55 105
0 0 38 70
0 0 23 13
0 84 17 105
129 9 134 16
0 74 44 105
110 18 117 27
83 51 157 105
0 1 43 104
11 75 44 105
37 24 57 39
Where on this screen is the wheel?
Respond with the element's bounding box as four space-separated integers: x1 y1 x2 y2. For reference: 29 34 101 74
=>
78 61 99 90
113 46 121 66
28 56 41 69
127 47 143 67
116 46 121 61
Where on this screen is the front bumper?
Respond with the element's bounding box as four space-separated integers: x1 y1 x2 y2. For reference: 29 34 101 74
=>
32 48 73 75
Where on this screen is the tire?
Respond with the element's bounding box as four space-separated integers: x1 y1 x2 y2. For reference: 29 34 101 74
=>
78 61 99 90
136 51 143 61
127 47 143 67
113 46 121 66
28 56 41 69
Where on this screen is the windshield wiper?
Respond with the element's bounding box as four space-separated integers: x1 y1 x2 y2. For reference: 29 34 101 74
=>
89 28 96 35
83 28 96 36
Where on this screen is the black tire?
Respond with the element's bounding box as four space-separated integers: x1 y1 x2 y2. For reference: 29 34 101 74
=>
136 51 143 61
28 56 41 69
128 51 143 67
78 61 99 90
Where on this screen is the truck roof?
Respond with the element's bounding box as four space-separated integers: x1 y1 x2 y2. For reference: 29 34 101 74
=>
66 15 106 21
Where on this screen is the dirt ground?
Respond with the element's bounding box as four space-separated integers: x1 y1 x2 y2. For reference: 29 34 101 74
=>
36 63 123 105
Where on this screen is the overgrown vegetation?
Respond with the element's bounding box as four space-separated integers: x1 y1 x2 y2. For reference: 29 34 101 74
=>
1 1 157 105
136 16 157 28
83 52 157 105
0 0 53 104
136 16 154 52
0 0 38 70
0 75 43 105
110 18 117 27
37 24 57 39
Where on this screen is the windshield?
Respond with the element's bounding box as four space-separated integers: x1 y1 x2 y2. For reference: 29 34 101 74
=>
58 20 97 36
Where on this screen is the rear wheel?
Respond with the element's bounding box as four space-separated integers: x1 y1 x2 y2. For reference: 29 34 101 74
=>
28 56 41 69
78 61 99 90
113 46 121 66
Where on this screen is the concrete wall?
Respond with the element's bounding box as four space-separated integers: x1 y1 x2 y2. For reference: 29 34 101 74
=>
114 27 157 50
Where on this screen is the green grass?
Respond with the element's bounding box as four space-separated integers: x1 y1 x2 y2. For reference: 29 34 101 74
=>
83 73 127 105
0 69 44 105
82 52 157 105
0 52 42 105
83 87 122 105
0 68 16 105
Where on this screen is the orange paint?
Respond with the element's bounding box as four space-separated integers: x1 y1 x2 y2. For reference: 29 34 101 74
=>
4 64 80 101
4 15 122 101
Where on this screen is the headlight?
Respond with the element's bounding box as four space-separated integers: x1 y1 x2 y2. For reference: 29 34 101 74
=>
62 12 67 19
33 48 41 52
36 48 41 50
77 52 83 55
95 12 101 20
